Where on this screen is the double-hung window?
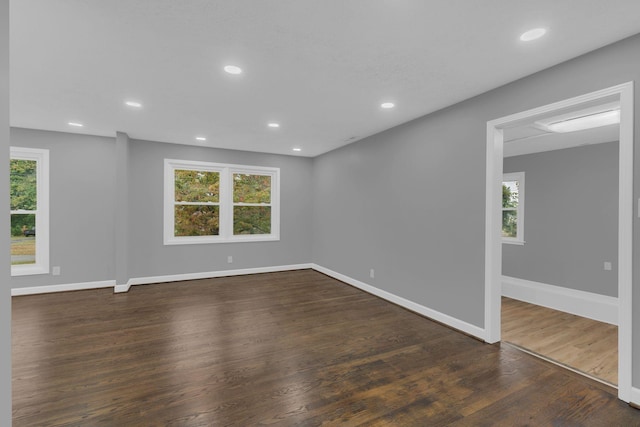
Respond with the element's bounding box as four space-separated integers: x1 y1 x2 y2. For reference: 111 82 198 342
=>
10 147 50 275
164 159 279 244
502 171 524 244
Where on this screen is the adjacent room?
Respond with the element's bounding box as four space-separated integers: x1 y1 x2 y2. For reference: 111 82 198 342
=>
500 100 621 386
4 1 640 425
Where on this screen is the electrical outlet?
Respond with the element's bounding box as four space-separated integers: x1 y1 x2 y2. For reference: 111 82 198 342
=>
370 269 375 279
227 256 233 264
604 262 612 271
52 266 61 276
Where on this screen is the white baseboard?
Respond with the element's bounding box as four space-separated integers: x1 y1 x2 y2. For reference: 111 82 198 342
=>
12 280 116 296
113 283 131 293
312 264 485 340
501 275 618 325
118 263 314 293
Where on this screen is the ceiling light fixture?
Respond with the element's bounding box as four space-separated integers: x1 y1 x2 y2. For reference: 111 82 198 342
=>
520 28 547 42
224 65 243 75
268 122 280 128
195 136 207 141
292 147 302 152
546 109 620 133
381 102 395 109
68 122 83 127
125 101 142 108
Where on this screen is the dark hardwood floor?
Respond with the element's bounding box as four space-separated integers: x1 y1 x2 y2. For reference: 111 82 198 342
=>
12 269 640 426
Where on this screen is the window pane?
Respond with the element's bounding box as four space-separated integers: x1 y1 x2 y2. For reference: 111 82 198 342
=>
175 205 219 236
11 213 36 265
174 170 219 203
502 181 519 208
233 206 271 235
502 210 517 238
233 174 271 203
10 159 37 210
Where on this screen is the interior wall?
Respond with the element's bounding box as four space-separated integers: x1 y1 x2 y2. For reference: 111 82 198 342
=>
312 106 487 326
1 0 11 420
312 33 640 386
127 138 313 279
502 141 619 296
9 128 116 289
8 130 314 289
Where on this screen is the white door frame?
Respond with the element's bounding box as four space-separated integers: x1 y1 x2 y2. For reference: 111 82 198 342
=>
484 82 634 402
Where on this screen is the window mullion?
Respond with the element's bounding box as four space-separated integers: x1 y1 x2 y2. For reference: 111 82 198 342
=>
220 167 232 239
174 202 219 206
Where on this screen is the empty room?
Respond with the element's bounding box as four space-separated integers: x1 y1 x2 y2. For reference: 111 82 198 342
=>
3 1 640 425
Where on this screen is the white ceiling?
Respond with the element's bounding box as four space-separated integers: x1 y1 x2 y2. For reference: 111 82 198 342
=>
10 1 640 157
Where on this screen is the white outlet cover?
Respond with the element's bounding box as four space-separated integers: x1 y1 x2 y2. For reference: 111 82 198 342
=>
604 262 612 271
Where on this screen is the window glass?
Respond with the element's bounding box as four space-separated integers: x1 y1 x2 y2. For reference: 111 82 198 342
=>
233 174 272 235
233 174 271 203
233 206 271 235
502 172 524 243
175 205 220 236
10 147 49 275
175 170 219 203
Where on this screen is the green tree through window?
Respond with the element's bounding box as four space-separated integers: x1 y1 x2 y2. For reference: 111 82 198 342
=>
233 174 271 235
502 172 524 242
174 170 220 236
10 159 37 237
10 147 49 275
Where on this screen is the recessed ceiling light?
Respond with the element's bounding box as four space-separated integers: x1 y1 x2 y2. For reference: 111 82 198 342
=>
195 136 207 141
381 102 395 109
68 122 83 127
125 100 142 108
520 28 547 42
224 65 243 75
268 122 280 128
292 147 302 152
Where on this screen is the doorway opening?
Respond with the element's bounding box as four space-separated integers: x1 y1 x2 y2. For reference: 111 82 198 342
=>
484 82 634 402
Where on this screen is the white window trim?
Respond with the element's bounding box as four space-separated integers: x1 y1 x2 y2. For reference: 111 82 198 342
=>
164 159 280 245
502 171 525 245
11 146 50 276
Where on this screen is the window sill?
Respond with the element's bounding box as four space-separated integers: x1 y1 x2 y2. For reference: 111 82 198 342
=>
164 235 280 245
502 239 525 246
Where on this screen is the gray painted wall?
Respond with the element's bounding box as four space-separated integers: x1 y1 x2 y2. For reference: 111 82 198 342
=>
8 130 314 287
312 33 640 386
503 142 618 296
1 0 11 421
127 138 313 279
9 128 117 289
312 106 487 326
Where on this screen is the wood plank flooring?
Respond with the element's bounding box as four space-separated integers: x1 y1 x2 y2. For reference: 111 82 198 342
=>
501 297 618 386
13 270 639 426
